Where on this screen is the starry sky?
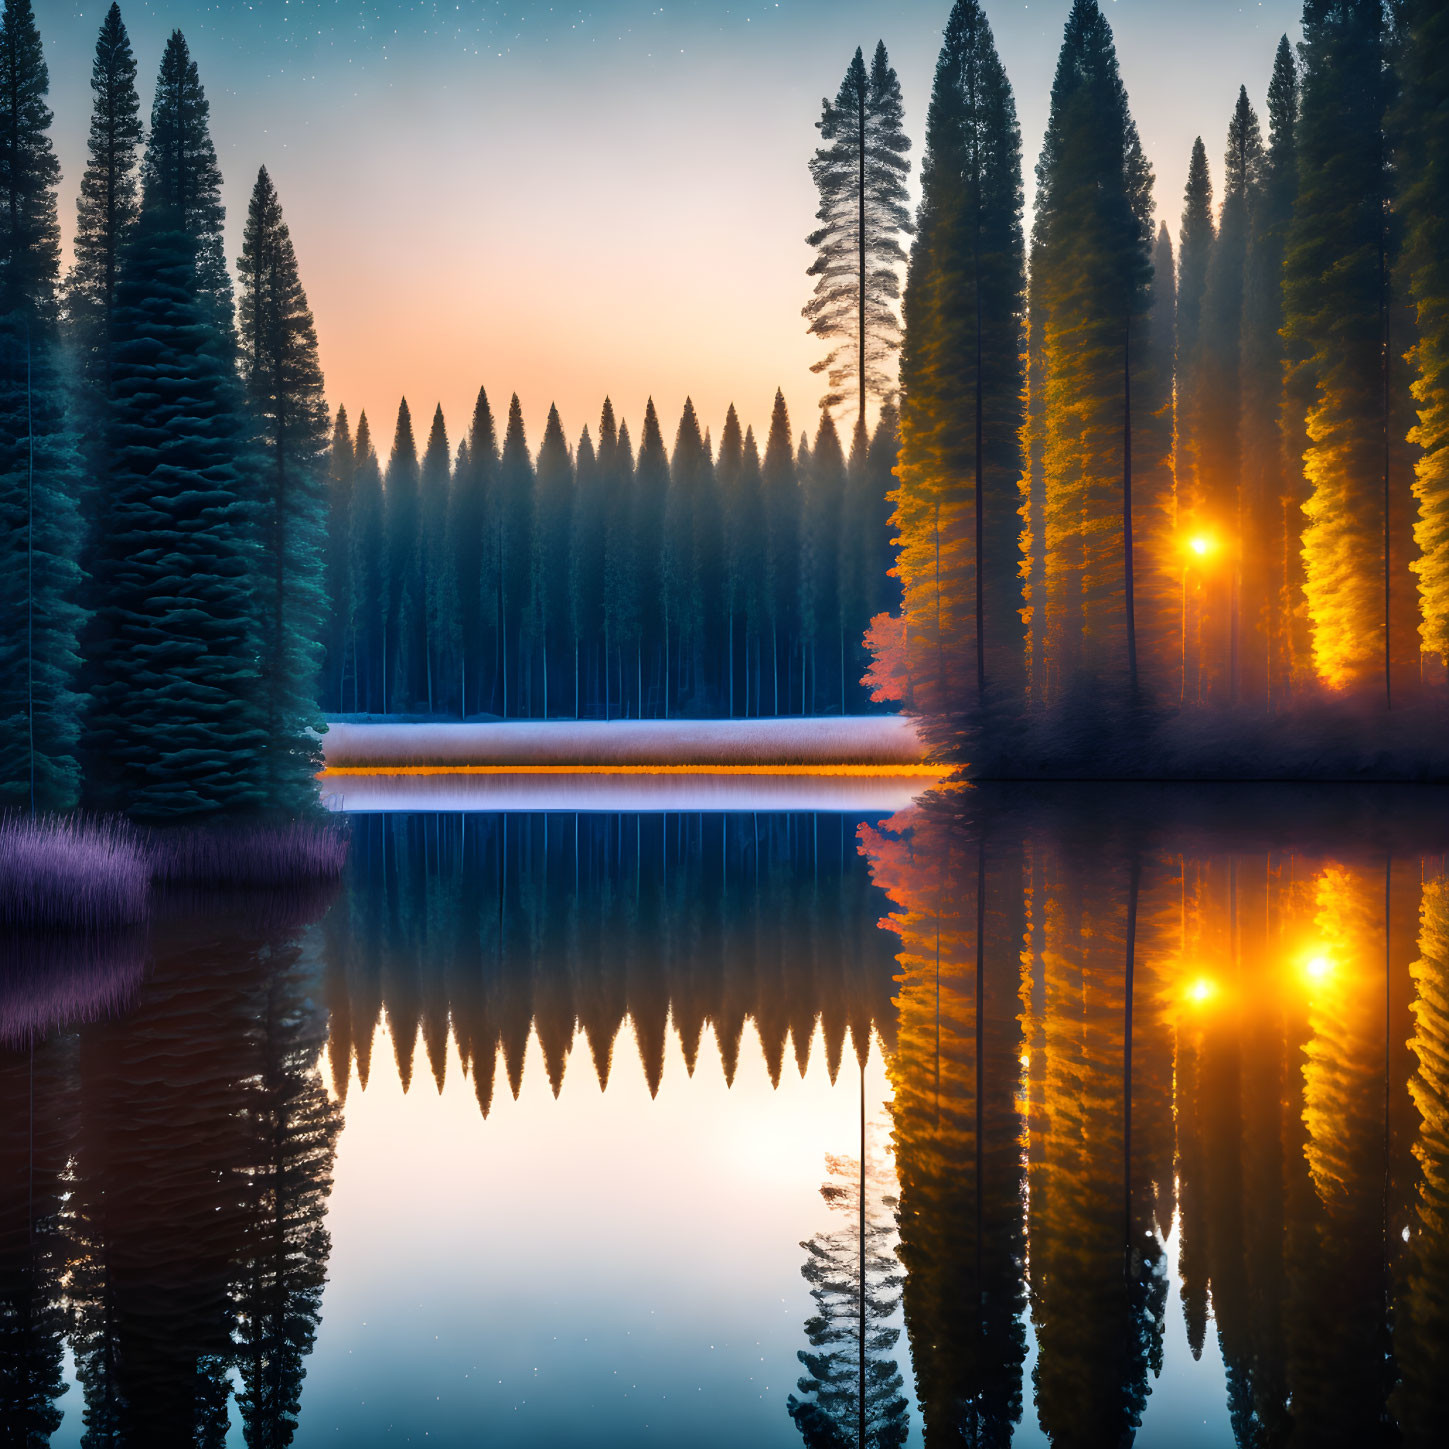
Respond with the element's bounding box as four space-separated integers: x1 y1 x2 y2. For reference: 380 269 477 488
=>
46 1 1303 450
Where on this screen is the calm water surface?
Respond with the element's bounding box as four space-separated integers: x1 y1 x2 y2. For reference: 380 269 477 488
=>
4 786 1448 1446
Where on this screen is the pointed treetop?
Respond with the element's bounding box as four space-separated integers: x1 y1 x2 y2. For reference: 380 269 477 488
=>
422 404 450 471
1182 137 1214 238
354 409 374 462
599 396 618 450
1224 86 1264 200
390 398 417 467
468 385 497 465
743 424 760 470
1266 35 1298 154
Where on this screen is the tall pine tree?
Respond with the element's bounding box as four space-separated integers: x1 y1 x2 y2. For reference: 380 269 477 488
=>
237 165 330 810
323 406 354 712
418 402 452 712
1286 0 1418 701
1025 0 1156 707
762 388 800 715
383 399 423 711
533 403 574 717
892 0 1025 735
803 42 913 429
83 213 264 818
64 2 142 397
142 30 232 332
497 394 533 716
1243 37 1306 704
0 0 85 809
1402 0 1449 673
451 386 498 716
348 412 385 712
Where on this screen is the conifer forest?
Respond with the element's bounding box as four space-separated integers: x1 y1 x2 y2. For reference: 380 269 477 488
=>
4 1 1449 1446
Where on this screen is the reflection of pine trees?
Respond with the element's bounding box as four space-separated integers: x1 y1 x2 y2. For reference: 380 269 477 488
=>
235 929 343 1449
324 812 900 1104
1396 872 1449 1442
788 1130 909 1449
862 802 1027 1445
0 1034 73 1445
1025 833 1168 1448
64 888 339 1447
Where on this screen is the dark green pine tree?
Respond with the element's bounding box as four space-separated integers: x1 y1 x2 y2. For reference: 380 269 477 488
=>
1399 0 1449 674
497 394 534 717
803 41 913 429
64 2 143 397
532 402 574 717
570 421 605 715
142 30 232 331
801 406 847 713
1198 88 1264 703
718 403 757 716
1244 37 1306 702
383 398 423 712
450 386 498 716
237 165 330 811
762 388 800 715
1176 137 1215 557
666 397 712 713
599 400 635 718
632 398 670 716
894 0 1026 720
83 213 265 818
322 406 355 712
347 412 385 712
1286 0 1418 701
0 0 86 809
418 402 453 712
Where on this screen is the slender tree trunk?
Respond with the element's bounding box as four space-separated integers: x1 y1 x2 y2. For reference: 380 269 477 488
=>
1123 321 1138 699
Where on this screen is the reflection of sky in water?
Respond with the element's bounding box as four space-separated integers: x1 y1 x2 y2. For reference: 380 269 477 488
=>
289 1023 900 1447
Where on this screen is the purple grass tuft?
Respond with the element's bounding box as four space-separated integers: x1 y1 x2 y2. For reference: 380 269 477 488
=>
146 817 351 888
0 813 151 931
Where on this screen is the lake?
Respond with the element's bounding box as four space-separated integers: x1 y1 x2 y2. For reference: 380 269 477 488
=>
4 783 1447 1446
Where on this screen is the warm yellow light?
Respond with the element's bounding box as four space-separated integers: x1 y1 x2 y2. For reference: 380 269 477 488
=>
1304 954 1333 983
1188 977 1215 1004
1190 535 1213 557
1018 1052 1030 1068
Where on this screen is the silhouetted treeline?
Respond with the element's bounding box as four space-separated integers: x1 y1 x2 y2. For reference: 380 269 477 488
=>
875 0 1449 768
322 390 901 719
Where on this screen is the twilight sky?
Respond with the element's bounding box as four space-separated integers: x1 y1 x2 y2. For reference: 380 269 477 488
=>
47 0 1303 452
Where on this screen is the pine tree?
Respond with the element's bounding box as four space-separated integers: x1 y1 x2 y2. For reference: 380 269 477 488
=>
497 394 534 717
667 397 716 713
802 406 846 712
1286 0 1417 701
418 403 452 712
1176 137 1215 564
0 0 58 317
450 386 498 716
1198 89 1265 704
1245 38 1307 704
384 399 423 711
533 403 574 717
762 389 800 714
1142 222 1179 703
348 412 385 712
0 0 85 809
237 165 330 810
142 30 232 330
632 399 670 715
891 0 1025 733
803 41 913 429
64 2 142 395
570 421 603 715
1025 0 1156 707
83 214 265 818
323 406 355 712
1402 0 1449 671
600 401 635 718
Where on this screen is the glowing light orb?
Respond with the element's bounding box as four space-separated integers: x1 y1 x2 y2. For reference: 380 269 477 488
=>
1188 978 1215 1004
1305 954 1333 983
1190 536 1212 557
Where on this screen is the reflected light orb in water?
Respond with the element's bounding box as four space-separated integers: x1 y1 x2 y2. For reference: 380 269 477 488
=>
1188 977 1215 1004
1304 953 1333 983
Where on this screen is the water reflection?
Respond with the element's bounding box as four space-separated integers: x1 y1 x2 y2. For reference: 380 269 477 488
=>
1 793 1447 1445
